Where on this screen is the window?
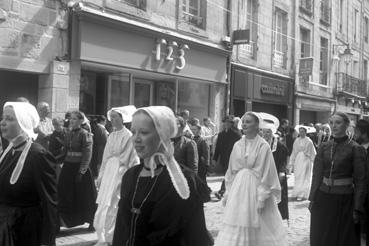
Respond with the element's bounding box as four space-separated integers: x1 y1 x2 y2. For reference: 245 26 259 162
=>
123 0 146 10
354 9 359 42
365 17 369 43
300 28 311 58
239 0 258 58
364 60 368 81
182 0 205 29
178 81 210 119
320 38 328 85
339 0 344 32
300 0 313 15
274 9 288 68
320 0 331 25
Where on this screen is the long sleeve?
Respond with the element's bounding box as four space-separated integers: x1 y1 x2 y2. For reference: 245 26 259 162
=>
289 138 298 166
119 137 139 170
224 144 238 192
79 132 93 174
97 134 112 182
213 132 222 161
353 145 367 213
200 140 210 167
305 139 317 162
186 140 199 174
276 143 288 173
33 150 58 245
309 145 324 202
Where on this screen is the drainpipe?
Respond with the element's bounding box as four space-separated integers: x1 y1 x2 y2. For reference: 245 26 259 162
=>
225 0 232 116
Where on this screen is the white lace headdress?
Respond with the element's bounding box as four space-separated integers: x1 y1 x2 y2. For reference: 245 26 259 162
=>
0 102 40 184
134 106 190 200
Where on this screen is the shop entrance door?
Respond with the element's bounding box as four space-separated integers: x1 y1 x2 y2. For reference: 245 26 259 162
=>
134 79 153 108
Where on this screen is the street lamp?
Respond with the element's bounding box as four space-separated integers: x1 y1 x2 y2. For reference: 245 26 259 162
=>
332 44 353 64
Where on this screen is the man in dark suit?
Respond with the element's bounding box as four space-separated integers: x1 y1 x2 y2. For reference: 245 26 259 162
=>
213 115 242 199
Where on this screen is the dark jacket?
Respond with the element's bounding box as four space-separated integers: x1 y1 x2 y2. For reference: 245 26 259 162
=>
193 136 210 168
309 136 367 213
63 128 93 174
91 124 108 177
173 136 199 174
213 129 241 173
49 129 66 164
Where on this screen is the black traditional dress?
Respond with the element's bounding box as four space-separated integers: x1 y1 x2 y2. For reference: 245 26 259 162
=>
193 135 210 187
112 164 213 246
0 143 58 246
309 136 366 246
272 140 289 220
58 127 97 227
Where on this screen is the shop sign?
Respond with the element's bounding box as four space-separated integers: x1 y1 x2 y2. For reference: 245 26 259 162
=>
153 38 189 70
299 57 313 76
232 29 250 45
260 84 285 96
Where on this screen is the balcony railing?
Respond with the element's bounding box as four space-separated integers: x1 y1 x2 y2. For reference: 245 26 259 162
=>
239 41 255 58
336 72 367 98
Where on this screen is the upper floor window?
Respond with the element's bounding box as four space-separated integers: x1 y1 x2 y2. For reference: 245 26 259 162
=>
300 0 313 15
339 0 344 32
274 9 288 68
182 0 206 29
319 37 328 85
300 27 311 58
320 0 331 25
365 17 369 43
123 0 146 10
354 9 359 43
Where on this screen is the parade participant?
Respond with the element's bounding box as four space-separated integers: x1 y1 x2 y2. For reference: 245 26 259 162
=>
215 112 287 246
112 106 213 246
189 120 210 187
289 125 316 201
309 112 366 246
91 115 109 178
34 102 54 149
58 110 96 230
213 115 241 199
261 113 289 221
94 106 140 246
354 119 369 246
49 117 66 179
0 102 58 246
173 116 199 174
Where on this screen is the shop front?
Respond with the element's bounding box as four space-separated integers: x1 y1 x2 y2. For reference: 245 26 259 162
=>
70 8 228 125
295 93 335 125
230 64 294 121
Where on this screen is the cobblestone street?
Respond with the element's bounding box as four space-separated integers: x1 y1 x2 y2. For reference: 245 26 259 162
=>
57 176 311 246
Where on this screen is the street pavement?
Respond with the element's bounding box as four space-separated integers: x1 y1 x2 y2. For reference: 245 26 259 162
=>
56 175 311 246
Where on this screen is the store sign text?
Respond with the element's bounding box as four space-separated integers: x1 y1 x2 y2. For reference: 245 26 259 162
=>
260 84 285 96
154 38 189 70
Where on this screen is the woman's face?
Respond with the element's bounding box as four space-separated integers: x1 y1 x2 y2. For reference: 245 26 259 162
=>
242 114 259 136
262 129 273 141
110 111 123 129
69 113 83 129
131 112 161 160
0 106 22 140
299 128 307 137
330 115 348 137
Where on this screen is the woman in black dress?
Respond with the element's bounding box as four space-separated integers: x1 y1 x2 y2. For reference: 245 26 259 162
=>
0 102 58 246
58 111 96 229
309 112 366 246
112 106 213 246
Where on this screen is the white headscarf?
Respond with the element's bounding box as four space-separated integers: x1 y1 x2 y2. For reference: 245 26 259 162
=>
258 112 280 134
107 105 137 123
0 102 40 184
134 106 190 200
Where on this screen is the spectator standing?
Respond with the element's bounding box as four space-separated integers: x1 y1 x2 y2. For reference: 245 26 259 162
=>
354 119 369 246
34 102 54 149
173 116 199 173
180 109 194 138
202 117 217 155
91 115 109 178
278 119 294 156
49 117 67 178
213 115 242 199
289 126 316 201
189 120 210 188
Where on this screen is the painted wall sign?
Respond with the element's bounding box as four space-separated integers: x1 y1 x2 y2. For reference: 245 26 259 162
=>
153 38 189 70
260 84 285 96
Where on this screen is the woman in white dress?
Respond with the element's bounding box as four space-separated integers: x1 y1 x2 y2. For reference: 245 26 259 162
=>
289 126 316 201
94 106 140 246
215 112 287 246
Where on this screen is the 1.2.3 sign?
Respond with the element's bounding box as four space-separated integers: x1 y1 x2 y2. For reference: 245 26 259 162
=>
153 38 190 70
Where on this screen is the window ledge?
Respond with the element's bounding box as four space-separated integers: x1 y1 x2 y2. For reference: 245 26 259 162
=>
177 22 208 38
105 0 150 20
309 81 330 88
